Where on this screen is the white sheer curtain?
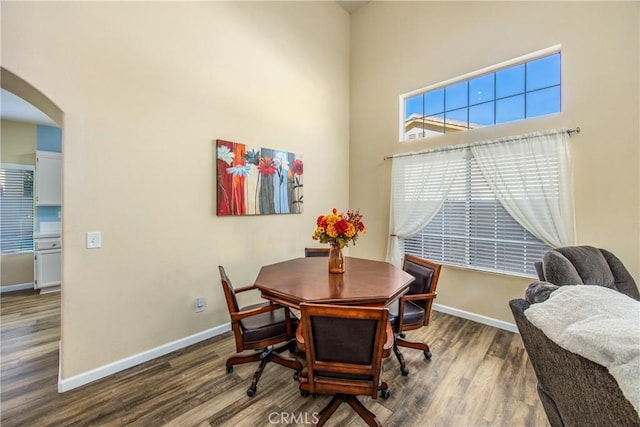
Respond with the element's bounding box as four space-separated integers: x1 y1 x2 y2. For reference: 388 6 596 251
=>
386 148 467 266
470 129 575 248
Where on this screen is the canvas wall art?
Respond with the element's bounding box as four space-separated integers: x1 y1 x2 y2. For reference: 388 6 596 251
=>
216 140 303 216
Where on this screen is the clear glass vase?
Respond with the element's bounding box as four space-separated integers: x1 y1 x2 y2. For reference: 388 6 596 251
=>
328 243 345 274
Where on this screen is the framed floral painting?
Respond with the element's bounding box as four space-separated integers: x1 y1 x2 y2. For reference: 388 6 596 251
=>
216 140 303 216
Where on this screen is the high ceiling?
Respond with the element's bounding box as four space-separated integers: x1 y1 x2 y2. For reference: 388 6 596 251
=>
337 1 369 14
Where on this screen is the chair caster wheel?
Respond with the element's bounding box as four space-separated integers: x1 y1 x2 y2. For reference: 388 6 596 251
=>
424 351 432 360
246 388 256 397
226 366 233 373
381 389 390 399
300 390 309 397
293 372 299 381
401 367 409 376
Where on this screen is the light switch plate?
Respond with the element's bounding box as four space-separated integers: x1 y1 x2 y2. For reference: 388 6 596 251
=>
86 231 101 249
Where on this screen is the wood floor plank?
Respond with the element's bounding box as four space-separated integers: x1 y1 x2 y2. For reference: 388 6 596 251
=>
0 290 549 426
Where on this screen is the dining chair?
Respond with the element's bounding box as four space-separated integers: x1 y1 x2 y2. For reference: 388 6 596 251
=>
304 247 330 257
297 302 392 427
388 255 442 376
218 266 302 397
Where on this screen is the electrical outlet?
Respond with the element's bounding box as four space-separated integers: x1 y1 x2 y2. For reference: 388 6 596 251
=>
86 231 101 249
195 296 205 313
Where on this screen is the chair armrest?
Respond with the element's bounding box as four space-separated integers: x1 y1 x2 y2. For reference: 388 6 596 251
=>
401 292 436 302
384 322 393 350
396 292 437 331
234 285 258 293
231 302 282 321
296 319 305 347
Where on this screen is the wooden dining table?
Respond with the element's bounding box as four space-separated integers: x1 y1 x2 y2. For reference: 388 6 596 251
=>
254 256 415 309
255 256 414 361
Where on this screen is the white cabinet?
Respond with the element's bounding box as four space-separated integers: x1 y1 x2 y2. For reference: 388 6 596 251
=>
35 151 62 206
34 238 62 291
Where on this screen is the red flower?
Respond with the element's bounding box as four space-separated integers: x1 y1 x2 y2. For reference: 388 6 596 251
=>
257 157 277 176
317 215 327 227
334 219 349 235
292 159 303 176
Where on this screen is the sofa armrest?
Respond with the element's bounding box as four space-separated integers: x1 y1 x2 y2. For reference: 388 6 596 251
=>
509 299 639 427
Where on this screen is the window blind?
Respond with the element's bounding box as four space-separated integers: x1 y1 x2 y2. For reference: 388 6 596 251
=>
403 155 550 277
0 164 35 255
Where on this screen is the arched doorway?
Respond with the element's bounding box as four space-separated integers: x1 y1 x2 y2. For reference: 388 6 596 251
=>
1 69 64 294
1 68 64 127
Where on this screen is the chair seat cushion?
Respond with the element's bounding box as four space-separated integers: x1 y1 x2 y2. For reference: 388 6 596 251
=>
240 302 299 344
388 300 425 328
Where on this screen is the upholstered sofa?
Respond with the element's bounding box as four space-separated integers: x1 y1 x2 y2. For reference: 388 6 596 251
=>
510 245 640 426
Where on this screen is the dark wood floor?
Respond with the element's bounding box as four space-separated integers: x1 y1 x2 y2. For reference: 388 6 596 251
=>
0 290 549 426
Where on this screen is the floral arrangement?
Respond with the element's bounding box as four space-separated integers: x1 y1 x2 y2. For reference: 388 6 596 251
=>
312 208 366 249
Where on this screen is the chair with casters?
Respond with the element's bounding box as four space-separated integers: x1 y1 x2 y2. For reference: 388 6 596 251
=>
304 247 330 258
388 254 442 376
297 303 392 427
219 265 302 397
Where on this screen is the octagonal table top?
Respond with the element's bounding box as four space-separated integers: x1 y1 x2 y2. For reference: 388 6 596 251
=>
254 256 415 308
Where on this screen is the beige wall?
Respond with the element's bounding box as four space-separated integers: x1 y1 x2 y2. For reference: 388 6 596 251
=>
1 120 37 287
2 1 350 378
349 1 639 322
1 119 36 164
1 254 34 287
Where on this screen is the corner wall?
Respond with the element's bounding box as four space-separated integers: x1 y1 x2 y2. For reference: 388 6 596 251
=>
349 1 639 323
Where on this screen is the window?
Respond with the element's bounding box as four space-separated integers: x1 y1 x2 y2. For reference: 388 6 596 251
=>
402 156 551 277
389 129 574 277
401 47 561 141
0 164 35 255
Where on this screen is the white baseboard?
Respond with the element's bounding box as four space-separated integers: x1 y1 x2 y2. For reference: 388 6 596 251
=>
58 322 231 393
1 282 34 293
433 303 518 333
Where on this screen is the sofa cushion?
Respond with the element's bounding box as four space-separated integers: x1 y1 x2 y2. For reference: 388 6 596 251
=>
542 246 616 289
601 248 640 300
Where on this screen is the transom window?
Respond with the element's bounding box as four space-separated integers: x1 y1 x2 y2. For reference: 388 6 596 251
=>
401 47 561 141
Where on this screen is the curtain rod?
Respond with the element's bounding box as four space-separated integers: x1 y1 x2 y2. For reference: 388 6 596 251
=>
383 126 580 161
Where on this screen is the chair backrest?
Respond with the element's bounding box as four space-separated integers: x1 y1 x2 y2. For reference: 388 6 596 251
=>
402 255 442 307
304 247 330 257
536 246 639 301
299 303 389 399
219 265 240 314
